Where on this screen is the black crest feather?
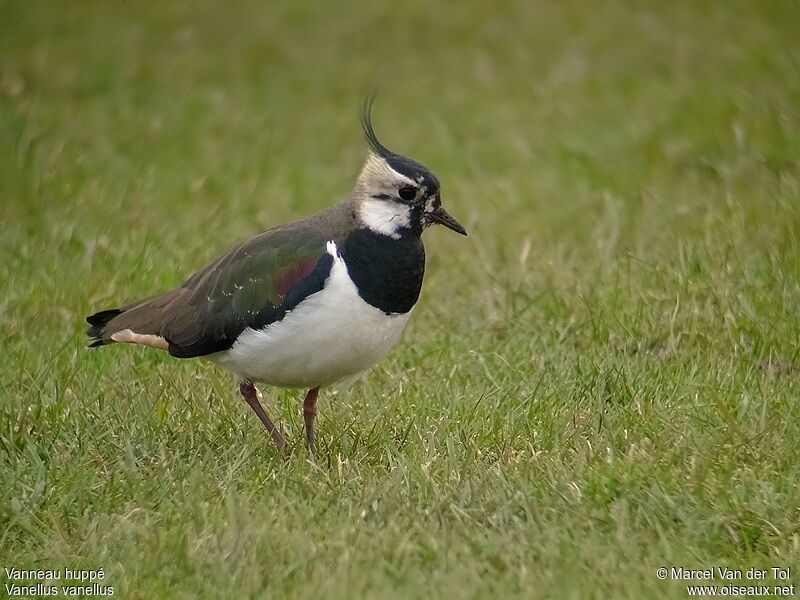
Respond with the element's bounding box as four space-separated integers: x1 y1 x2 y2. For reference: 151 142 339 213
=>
359 92 441 195
361 92 392 158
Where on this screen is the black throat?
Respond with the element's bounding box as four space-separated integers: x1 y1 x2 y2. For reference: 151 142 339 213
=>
342 227 426 314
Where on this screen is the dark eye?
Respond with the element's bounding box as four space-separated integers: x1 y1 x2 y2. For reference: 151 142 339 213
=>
398 186 417 201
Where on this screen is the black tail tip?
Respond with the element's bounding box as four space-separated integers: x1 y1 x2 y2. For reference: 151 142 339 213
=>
86 308 123 327
86 308 122 346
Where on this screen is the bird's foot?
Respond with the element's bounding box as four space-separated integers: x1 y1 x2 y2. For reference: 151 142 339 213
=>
239 380 288 453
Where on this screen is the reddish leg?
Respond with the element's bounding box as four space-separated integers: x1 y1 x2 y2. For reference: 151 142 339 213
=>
303 387 320 453
239 380 287 452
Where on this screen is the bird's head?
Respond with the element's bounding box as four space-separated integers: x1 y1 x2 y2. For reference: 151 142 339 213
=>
353 101 467 239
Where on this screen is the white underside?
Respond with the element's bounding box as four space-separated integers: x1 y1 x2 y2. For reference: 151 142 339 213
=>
209 241 412 388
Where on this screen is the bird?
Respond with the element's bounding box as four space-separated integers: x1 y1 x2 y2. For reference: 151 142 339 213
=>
85 100 467 453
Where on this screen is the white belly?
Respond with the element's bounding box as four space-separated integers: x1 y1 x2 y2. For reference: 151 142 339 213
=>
209 241 413 388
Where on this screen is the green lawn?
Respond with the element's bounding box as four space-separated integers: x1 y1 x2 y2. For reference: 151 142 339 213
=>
2 1 800 598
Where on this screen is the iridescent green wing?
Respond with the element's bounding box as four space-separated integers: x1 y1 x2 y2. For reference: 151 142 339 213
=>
162 223 339 358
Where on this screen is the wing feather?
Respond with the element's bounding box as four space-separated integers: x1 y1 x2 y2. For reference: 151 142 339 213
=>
86 203 355 357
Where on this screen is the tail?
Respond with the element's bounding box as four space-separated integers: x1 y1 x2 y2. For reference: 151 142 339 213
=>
86 308 125 347
85 290 181 351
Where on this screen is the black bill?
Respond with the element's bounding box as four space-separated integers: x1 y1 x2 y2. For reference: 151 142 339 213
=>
428 205 467 236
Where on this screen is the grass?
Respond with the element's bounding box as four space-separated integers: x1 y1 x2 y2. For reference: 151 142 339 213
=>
2 0 800 597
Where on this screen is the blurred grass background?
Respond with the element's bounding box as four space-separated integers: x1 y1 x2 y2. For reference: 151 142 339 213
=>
1 0 800 597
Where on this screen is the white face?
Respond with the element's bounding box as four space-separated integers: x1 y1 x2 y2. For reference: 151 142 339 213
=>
358 198 411 239
355 153 426 239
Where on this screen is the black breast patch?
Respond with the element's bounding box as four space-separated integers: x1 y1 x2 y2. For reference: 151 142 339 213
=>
342 229 425 314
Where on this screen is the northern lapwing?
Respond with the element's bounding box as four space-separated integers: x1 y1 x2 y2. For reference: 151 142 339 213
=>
86 101 467 453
